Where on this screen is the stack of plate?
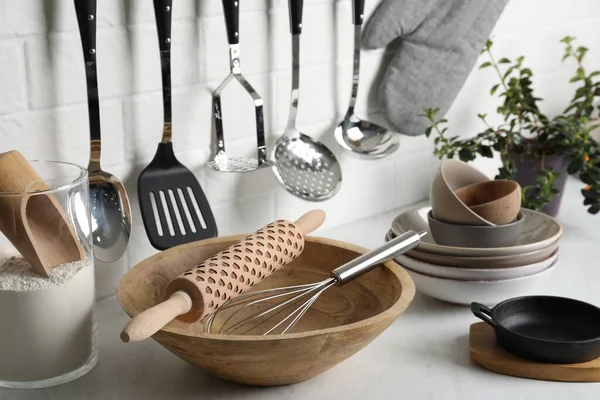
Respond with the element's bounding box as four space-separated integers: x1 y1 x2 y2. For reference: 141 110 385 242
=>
386 206 563 306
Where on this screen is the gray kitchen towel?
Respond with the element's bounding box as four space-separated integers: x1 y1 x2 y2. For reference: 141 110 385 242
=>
363 0 509 136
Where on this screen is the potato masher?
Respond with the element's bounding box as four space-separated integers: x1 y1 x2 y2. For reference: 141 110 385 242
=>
208 0 274 173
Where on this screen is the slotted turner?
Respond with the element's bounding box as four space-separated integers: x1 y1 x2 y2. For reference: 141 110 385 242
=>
207 0 274 173
138 0 217 250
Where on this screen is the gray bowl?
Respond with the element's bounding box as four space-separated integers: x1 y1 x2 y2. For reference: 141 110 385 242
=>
427 211 524 248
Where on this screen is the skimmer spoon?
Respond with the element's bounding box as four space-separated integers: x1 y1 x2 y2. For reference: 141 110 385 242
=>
272 0 342 202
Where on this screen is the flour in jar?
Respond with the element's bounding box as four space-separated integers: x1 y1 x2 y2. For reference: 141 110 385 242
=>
0 248 88 291
0 246 97 383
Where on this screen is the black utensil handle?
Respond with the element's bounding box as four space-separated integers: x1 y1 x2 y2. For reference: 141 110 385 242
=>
288 0 303 35
74 0 97 63
153 0 172 52
74 0 102 152
471 302 496 327
353 0 365 25
153 0 173 134
222 0 240 45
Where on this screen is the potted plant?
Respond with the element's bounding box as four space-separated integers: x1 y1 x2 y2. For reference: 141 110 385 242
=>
423 37 600 216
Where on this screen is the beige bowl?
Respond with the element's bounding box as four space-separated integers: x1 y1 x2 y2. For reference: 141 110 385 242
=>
429 159 493 226
117 236 415 386
454 180 522 225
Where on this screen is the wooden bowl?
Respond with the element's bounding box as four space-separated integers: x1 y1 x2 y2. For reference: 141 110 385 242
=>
117 236 415 386
429 159 493 226
455 180 521 225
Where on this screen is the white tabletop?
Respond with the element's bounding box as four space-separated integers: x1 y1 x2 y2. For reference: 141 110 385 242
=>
2 177 600 400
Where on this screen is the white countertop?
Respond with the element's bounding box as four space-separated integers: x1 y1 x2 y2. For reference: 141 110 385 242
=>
2 177 600 400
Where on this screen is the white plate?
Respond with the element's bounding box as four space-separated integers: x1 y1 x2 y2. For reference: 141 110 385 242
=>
391 206 562 257
395 250 559 281
404 259 558 306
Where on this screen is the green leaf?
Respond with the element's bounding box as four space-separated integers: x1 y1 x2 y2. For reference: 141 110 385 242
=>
570 76 583 83
498 57 511 64
425 127 433 137
478 146 494 158
590 71 600 78
521 68 533 76
589 205 600 215
517 56 525 63
479 61 492 69
458 148 475 162
490 84 500 95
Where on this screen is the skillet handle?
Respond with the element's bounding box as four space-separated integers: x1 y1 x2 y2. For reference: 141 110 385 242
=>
471 302 496 327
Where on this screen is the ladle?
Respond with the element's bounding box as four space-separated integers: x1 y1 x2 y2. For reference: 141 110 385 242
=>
334 0 399 159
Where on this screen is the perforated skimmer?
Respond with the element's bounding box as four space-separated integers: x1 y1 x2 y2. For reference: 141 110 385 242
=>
207 0 274 173
271 0 342 201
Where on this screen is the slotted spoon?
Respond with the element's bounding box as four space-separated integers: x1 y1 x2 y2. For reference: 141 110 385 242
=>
138 0 218 250
271 0 342 201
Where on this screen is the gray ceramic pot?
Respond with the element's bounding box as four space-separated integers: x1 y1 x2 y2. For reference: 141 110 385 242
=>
509 152 568 217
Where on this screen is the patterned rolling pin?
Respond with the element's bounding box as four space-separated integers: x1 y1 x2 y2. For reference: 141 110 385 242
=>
121 209 326 342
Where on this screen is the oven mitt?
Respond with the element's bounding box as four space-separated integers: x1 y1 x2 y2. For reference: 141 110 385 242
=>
363 0 509 136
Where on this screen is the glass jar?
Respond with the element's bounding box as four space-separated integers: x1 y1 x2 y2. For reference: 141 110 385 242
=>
0 157 98 389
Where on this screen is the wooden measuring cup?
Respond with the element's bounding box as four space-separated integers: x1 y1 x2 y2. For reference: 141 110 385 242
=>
121 209 326 342
0 151 84 277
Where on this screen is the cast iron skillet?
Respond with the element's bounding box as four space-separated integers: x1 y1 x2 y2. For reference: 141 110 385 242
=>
472 296 600 364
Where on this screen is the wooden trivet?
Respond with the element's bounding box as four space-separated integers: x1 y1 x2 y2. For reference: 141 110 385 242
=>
469 322 600 382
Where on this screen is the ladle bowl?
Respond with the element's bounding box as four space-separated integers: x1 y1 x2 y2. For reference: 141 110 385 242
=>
335 115 399 159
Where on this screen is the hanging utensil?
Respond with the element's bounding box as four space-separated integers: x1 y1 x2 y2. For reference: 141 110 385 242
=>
208 0 274 173
334 0 399 159
205 230 425 335
271 0 342 201
74 0 132 262
138 0 218 250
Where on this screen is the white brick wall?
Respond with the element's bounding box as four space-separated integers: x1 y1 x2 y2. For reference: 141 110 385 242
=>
0 0 599 298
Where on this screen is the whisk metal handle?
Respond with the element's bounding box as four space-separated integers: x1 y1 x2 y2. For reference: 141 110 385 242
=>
332 230 424 285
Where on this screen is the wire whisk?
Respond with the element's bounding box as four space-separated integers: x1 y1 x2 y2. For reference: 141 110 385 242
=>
205 230 426 335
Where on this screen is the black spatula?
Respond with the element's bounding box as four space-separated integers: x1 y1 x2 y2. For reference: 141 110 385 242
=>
138 0 217 250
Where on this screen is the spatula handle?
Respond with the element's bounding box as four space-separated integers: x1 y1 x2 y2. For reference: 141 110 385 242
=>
153 0 173 142
121 291 192 343
288 0 303 35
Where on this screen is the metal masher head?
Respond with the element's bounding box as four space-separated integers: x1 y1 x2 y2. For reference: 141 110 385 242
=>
207 0 274 173
204 230 425 335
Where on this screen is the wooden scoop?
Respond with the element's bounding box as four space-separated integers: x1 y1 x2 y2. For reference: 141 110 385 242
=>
121 209 326 342
0 150 84 277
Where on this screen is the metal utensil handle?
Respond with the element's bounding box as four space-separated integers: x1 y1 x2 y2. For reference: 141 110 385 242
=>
332 231 423 285
353 0 365 25
288 0 303 34
222 0 240 45
153 0 173 143
347 0 364 114
285 0 303 130
74 0 101 171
